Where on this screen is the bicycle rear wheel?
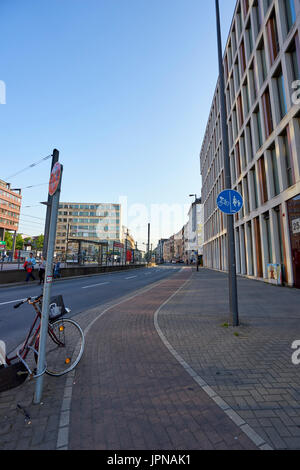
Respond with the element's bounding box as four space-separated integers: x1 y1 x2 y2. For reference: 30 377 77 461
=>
45 318 84 376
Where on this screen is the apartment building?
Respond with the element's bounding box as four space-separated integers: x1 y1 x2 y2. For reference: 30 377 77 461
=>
200 0 300 288
0 179 22 242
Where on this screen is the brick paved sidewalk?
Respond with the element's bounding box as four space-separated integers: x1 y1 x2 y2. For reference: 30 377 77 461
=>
157 268 300 450
1 267 287 450
0 275 179 450
67 268 257 450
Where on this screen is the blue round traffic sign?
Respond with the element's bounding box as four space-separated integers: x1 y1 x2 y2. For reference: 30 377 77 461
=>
217 189 244 215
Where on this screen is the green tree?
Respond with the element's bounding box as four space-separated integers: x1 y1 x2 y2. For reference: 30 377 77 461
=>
32 234 44 251
15 234 24 250
4 232 13 250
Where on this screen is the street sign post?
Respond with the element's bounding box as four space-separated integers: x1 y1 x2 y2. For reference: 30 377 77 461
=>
215 0 240 327
217 190 244 215
34 159 63 404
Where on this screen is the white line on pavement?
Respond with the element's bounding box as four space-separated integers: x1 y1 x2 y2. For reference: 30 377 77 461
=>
0 298 26 306
125 276 137 280
81 282 110 289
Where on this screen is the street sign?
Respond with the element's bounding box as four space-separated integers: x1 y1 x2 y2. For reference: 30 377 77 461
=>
49 162 62 196
0 241 6 245
217 189 243 215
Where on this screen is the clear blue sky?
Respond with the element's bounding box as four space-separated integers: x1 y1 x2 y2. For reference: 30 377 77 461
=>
0 0 236 246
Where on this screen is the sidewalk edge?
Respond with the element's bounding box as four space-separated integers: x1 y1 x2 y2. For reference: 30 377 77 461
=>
153 275 273 451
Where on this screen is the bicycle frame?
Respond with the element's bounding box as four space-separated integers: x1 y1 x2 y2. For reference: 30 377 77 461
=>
6 301 41 366
5 297 64 377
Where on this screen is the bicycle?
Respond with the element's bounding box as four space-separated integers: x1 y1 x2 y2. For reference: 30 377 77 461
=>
0 294 85 393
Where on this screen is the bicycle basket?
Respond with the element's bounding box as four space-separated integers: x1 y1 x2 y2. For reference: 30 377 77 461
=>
49 295 67 323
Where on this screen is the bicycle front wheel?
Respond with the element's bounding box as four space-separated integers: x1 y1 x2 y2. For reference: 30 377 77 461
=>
46 318 85 376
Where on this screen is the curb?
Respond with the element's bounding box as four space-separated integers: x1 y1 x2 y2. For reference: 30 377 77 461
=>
153 275 273 451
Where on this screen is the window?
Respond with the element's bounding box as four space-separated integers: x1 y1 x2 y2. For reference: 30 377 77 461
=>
270 147 280 196
282 126 295 187
256 38 268 84
253 106 263 149
250 166 259 209
266 12 279 65
290 34 300 81
284 0 296 33
263 212 273 264
273 206 284 264
237 93 244 128
242 0 249 20
240 40 247 76
261 87 274 137
257 156 268 204
235 142 242 179
273 67 287 120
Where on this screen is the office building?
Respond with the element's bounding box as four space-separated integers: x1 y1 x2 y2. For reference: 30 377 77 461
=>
55 202 121 256
200 0 300 288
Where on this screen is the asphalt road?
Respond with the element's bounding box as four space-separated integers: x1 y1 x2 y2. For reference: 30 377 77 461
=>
0 265 182 354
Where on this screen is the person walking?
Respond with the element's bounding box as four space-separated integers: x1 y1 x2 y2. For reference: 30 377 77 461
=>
24 252 36 282
38 256 46 285
54 261 61 278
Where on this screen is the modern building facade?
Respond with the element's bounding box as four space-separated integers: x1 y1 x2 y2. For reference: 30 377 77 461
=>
55 202 122 257
0 179 22 245
200 0 300 288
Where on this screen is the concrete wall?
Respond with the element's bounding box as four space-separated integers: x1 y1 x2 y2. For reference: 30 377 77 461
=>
0 264 146 285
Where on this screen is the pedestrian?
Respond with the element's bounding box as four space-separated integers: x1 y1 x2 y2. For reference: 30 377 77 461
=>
53 260 61 279
24 252 36 282
38 256 46 285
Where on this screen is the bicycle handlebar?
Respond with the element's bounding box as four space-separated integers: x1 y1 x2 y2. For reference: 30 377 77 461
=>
14 299 28 309
14 295 43 309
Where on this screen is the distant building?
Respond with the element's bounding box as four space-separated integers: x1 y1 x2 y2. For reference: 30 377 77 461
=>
0 179 22 251
184 199 204 263
55 202 122 258
158 200 204 264
155 238 168 264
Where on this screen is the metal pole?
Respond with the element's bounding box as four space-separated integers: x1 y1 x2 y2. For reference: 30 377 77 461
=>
215 0 239 327
124 230 128 266
147 223 150 264
34 164 63 404
42 150 59 259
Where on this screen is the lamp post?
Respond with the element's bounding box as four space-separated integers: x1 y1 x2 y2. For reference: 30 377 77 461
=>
215 0 239 327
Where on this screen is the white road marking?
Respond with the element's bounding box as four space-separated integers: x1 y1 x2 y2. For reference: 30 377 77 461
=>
125 276 137 280
0 298 26 306
81 282 110 289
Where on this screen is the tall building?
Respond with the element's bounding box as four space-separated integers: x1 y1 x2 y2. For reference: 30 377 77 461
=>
55 202 121 257
200 0 300 288
0 179 22 244
184 199 204 263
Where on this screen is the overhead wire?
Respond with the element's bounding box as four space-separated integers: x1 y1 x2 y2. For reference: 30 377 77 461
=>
3 154 52 181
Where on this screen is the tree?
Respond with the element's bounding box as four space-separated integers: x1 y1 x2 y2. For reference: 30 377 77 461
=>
32 234 44 251
4 232 13 250
15 234 24 250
